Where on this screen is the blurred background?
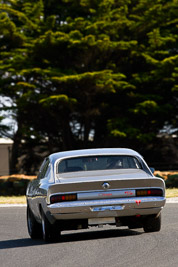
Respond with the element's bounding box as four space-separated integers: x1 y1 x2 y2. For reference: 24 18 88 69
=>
0 0 177 176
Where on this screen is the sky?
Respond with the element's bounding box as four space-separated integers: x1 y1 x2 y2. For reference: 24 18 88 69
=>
0 96 17 137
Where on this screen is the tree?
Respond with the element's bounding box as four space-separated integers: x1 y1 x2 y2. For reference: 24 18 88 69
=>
0 0 177 173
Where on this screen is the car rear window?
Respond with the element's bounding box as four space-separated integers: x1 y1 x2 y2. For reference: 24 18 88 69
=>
57 155 142 173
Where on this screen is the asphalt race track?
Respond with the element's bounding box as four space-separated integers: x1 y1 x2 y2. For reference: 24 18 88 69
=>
0 202 178 267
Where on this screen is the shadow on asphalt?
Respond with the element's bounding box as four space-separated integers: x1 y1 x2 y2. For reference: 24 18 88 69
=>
60 228 142 243
0 228 142 249
0 238 44 249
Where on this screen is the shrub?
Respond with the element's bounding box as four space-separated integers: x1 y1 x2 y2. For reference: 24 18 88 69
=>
166 174 178 188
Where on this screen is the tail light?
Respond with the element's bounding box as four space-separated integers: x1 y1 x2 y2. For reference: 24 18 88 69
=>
136 188 163 197
50 193 77 204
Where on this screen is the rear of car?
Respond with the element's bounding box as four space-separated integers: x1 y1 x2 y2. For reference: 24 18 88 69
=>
26 148 166 242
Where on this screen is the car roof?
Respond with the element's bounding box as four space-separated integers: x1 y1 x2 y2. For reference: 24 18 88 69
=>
49 148 142 164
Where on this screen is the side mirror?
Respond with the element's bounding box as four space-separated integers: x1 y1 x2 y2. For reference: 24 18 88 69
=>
150 167 155 174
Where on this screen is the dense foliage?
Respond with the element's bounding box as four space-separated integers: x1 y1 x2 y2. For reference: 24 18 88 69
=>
0 0 177 173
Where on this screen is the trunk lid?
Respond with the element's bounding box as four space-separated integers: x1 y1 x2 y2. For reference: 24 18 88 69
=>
48 169 165 195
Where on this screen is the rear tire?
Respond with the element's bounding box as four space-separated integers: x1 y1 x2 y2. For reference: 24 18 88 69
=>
27 204 42 239
143 214 161 233
41 210 60 242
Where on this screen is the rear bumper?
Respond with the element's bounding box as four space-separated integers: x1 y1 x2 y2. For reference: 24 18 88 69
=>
47 196 166 220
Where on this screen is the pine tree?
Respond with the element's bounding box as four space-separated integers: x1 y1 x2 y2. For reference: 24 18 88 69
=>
0 0 177 172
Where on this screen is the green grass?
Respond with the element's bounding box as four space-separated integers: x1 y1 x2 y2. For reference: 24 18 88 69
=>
0 189 178 204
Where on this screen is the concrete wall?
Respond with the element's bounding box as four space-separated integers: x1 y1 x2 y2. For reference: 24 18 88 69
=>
0 138 13 176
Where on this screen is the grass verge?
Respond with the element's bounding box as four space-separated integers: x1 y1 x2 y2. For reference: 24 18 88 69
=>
0 196 26 204
166 188 178 198
0 189 178 204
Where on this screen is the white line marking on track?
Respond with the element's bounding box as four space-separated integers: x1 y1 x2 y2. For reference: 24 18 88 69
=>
0 204 27 207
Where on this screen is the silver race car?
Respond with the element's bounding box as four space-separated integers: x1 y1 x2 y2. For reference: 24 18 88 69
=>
26 148 166 242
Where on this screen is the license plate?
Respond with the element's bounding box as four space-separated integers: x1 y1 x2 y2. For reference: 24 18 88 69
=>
93 205 123 211
88 217 115 225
